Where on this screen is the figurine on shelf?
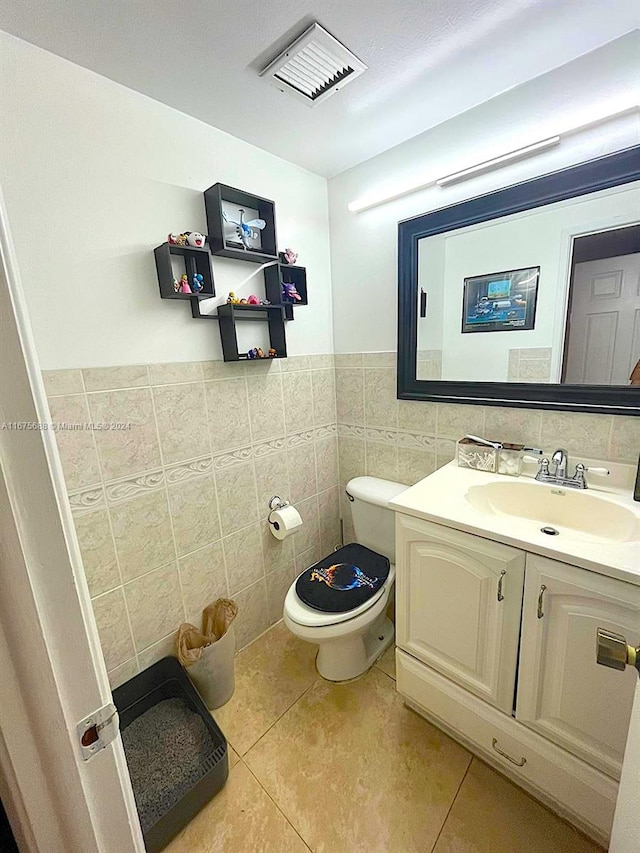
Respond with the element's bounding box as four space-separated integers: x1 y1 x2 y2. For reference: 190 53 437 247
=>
279 248 298 265
282 281 302 302
256 348 265 358
227 291 240 303
247 348 258 359
192 273 204 293
172 277 180 293
185 232 206 249
179 274 191 293
268 348 277 358
222 209 266 250
239 298 248 304
168 233 180 245
247 294 260 305
260 299 271 305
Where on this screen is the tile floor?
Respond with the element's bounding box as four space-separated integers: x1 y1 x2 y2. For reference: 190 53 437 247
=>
165 623 604 853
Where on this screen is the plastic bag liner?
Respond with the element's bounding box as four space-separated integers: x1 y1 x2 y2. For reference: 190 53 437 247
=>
174 599 238 710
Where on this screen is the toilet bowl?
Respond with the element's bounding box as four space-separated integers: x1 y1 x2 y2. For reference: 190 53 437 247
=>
283 476 407 682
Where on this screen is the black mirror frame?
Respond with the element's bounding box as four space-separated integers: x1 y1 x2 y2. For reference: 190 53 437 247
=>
397 145 640 415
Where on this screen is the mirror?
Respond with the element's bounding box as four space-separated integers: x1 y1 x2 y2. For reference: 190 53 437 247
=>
398 146 640 414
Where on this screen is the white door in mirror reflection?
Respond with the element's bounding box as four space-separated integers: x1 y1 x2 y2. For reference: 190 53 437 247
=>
564 253 640 385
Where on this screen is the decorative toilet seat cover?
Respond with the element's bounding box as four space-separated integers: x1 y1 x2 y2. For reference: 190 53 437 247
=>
295 543 390 614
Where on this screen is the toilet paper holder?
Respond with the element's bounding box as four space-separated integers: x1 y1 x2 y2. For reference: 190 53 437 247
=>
267 495 289 526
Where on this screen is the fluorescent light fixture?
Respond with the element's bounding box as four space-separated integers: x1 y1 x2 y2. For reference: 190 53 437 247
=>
347 104 639 213
435 136 560 187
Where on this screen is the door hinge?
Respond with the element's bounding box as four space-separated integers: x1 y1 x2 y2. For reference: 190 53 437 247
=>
77 703 119 761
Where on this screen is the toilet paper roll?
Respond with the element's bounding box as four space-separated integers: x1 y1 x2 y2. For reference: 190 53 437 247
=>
269 505 303 540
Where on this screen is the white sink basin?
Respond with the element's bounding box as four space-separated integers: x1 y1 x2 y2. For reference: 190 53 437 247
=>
465 480 638 543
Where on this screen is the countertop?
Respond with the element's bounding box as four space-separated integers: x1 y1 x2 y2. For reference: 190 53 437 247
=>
389 461 640 585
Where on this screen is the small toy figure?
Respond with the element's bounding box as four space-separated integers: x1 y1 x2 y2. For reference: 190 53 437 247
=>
260 299 271 305
172 277 180 292
279 248 298 265
256 348 265 358
176 233 189 247
179 274 191 293
282 281 302 302
247 348 258 359
168 233 179 245
186 232 206 248
247 294 260 305
192 273 204 293
222 209 266 250
227 291 240 304
268 348 277 358
239 298 248 304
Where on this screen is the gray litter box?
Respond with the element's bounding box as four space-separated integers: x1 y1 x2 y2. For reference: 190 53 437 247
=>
113 656 228 852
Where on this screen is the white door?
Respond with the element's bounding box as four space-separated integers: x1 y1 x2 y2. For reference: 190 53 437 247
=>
395 514 525 713
563 253 640 384
0 189 143 852
517 554 640 779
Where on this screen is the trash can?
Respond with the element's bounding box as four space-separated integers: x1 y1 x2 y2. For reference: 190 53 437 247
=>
187 622 236 708
175 599 238 709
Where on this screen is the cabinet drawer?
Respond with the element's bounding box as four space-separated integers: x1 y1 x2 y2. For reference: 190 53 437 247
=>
396 649 616 847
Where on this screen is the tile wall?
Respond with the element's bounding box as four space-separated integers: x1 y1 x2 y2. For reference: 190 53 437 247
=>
42 356 340 688
335 352 640 541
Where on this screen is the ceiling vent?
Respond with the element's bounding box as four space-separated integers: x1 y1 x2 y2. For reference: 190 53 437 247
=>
260 23 367 107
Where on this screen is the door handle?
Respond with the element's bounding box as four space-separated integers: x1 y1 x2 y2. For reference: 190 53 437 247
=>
596 629 640 678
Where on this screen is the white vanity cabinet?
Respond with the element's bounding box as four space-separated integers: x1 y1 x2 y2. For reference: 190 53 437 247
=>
394 512 640 845
517 554 640 780
395 513 525 713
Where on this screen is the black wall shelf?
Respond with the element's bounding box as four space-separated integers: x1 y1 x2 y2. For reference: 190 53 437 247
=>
264 264 307 316
154 242 215 300
204 183 278 263
217 304 287 362
153 182 308 361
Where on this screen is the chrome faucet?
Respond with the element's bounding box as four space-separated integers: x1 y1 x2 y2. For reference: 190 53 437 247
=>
551 448 568 480
534 448 609 490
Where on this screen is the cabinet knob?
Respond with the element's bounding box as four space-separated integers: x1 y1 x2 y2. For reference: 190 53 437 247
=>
596 629 640 678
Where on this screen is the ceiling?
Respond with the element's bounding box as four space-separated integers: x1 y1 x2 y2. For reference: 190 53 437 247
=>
1 1 638 177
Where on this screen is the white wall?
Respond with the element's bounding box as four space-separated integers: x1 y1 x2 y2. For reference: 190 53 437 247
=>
418 184 640 381
0 34 333 369
328 32 640 354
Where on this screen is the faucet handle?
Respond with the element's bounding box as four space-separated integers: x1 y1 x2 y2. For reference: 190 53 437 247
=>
585 466 610 476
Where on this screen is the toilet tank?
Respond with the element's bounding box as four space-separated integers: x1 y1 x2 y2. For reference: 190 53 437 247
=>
346 476 407 563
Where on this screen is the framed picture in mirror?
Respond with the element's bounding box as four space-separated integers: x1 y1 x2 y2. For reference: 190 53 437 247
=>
461 266 540 334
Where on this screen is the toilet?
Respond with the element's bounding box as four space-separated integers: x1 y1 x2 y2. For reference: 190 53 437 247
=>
283 476 407 682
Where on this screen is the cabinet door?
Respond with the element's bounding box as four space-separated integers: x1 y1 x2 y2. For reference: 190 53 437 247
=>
396 514 525 713
517 554 640 779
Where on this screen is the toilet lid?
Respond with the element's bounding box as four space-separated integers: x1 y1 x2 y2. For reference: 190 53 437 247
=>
295 544 390 614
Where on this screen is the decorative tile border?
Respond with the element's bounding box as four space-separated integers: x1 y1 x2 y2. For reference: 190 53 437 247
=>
104 470 165 504
314 423 337 440
286 429 315 449
68 485 105 516
253 437 287 458
337 423 365 438
365 427 397 445
397 431 437 450
165 456 213 485
212 446 253 470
